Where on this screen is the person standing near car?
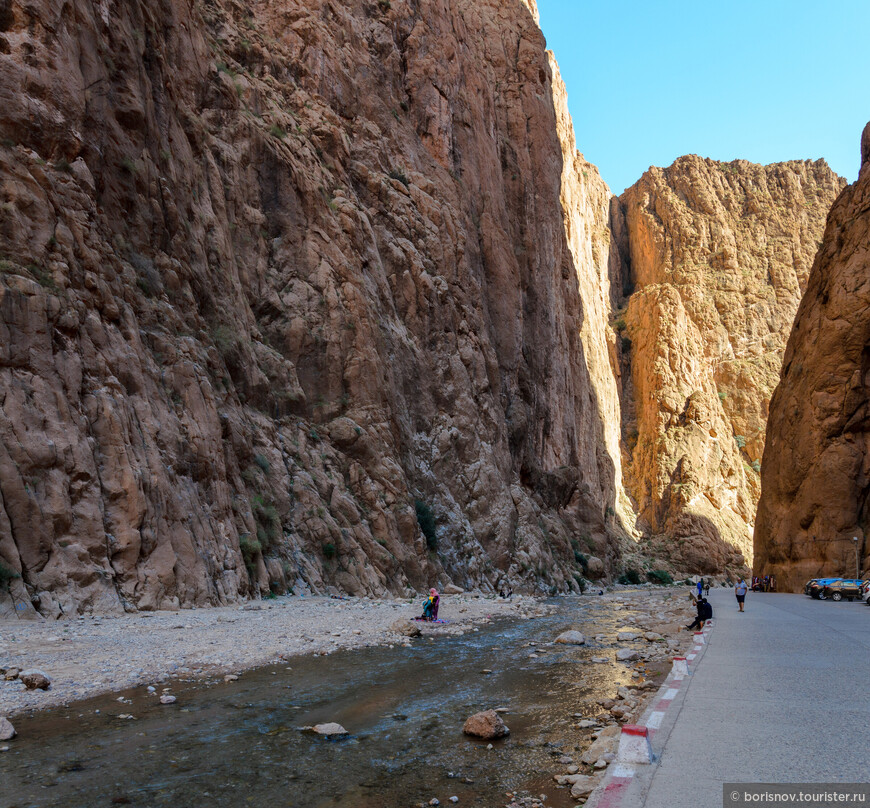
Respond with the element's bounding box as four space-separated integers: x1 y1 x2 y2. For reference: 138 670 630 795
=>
735 578 748 612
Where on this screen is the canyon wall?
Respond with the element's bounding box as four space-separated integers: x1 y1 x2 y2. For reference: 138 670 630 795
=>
0 0 854 616
754 124 870 591
548 54 633 545
619 158 844 574
0 0 627 616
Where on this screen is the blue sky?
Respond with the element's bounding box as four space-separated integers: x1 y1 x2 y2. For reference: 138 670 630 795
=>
536 0 870 194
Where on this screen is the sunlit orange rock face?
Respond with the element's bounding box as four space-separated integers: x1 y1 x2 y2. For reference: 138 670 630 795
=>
619 157 844 575
754 124 870 592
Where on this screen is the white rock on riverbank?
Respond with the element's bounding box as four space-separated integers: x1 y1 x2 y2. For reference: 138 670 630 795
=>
0 716 15 740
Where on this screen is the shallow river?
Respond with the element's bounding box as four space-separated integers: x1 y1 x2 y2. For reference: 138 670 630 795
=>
1 597 659 808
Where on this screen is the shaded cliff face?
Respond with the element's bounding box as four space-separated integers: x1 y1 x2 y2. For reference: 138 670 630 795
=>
754 125 870 591
0 0 622 615
548 53 632 544
619 158 845 574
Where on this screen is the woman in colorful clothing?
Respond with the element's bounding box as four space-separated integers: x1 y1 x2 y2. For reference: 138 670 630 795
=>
421 588 440 621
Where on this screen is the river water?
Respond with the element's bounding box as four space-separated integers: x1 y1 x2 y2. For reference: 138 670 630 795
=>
1 597 661 808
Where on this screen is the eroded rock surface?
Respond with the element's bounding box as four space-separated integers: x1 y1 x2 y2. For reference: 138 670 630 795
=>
754 124 870 590
619 157 844 573
0 0 852 611
0 0 622 615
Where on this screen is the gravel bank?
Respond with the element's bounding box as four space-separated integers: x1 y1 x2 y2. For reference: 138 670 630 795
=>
1 593 550 718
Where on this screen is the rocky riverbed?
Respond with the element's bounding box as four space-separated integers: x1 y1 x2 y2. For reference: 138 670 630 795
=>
0 592 551 718
1 588 698 807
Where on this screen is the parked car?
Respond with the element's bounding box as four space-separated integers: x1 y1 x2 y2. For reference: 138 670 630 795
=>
820 579 869 602
806 578 842 598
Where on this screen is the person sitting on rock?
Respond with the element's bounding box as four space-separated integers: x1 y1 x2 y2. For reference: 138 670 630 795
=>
685 598 712 630
420 588 440 621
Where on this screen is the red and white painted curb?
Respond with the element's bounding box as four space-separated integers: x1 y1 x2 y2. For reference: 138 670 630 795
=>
589 622 713 807
616 724 654 764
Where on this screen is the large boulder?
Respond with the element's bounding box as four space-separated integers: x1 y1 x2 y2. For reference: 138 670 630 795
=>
585 557 606 579
554 773 598 798
390 619 422 637
555 630 586 645
581 726 620 765
19 669 51 690
0 716 15 740
442 583 464 595
570 775 598 799
462 710 509 739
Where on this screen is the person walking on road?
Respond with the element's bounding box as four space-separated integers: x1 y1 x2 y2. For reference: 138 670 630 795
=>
735 578 748 612
696 579 703 599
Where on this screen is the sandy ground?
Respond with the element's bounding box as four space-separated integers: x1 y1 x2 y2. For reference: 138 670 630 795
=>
0 593 552 718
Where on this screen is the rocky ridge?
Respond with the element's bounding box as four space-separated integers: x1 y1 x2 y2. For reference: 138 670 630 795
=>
754 124 870 590
618 158 844 573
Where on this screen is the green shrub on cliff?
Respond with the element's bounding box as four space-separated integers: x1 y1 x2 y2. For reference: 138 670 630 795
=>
0 561 20 591
239 534 261 580
617 567 641 585
252 496 280 549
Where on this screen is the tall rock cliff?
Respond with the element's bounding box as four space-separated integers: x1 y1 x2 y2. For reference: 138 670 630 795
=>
619 158 844 574
754 124 870 590
548 54 633 544
0 0 625 616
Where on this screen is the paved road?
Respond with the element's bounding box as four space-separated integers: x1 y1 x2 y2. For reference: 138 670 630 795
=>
643 589 870 807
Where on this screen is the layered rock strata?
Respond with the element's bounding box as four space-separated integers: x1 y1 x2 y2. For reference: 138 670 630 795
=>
619 158 844 573
0 0 623 615
754 124 870 590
